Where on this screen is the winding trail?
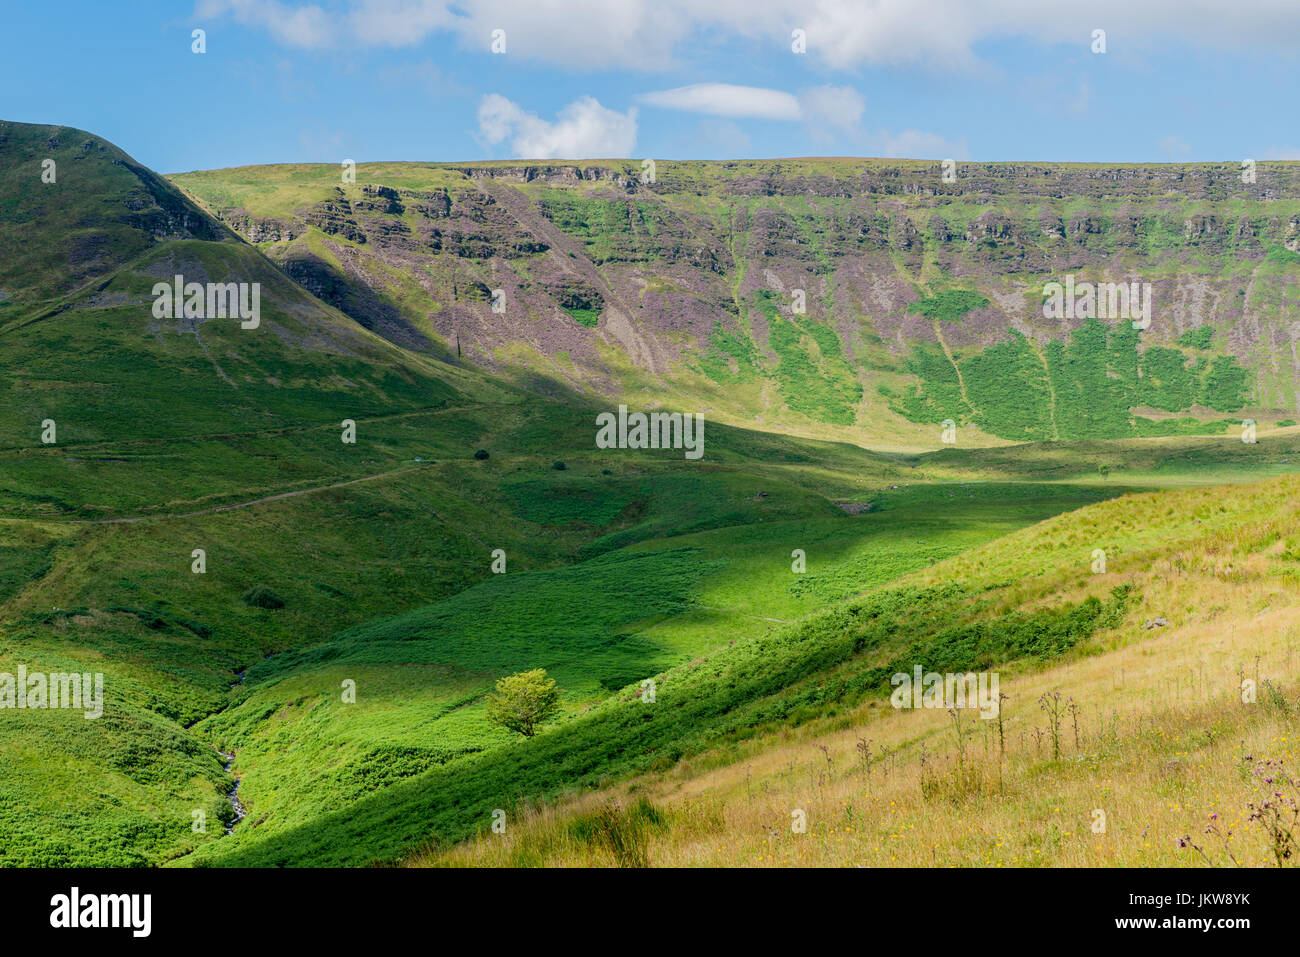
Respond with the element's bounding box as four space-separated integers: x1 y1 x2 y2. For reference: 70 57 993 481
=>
83 465 431 525
694 602 790 624
933 320 976 416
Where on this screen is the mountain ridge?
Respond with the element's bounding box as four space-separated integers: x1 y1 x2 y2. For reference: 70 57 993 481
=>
169 150 1300 450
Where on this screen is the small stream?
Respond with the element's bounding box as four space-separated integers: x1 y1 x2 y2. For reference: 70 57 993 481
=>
217 669 249 834
217 750 246 834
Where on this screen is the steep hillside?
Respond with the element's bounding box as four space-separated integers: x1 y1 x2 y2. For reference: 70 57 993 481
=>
0 122 514 515
173 158 1300 448
0 121 233 306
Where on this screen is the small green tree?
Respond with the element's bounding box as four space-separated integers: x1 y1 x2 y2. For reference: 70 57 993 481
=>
1097 463 1111 481
486 668 562 738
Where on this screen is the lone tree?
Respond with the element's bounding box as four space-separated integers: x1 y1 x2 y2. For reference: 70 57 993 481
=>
486 668 561 738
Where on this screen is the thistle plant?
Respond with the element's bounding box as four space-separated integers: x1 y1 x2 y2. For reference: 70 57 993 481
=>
1039 690 1065 759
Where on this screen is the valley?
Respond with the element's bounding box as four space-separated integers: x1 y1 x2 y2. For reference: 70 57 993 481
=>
0 119 1297 868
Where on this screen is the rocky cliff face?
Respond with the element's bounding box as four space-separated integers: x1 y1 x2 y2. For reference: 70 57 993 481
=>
173 157 1300 443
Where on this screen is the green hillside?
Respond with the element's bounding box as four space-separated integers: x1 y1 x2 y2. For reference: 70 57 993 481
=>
192 471 1300 866
1 121 1298 868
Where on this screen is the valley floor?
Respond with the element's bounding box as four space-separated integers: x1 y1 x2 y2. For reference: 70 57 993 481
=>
3 411 1297 867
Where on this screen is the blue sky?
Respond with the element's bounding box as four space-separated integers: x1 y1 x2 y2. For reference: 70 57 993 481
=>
2 0 1299 172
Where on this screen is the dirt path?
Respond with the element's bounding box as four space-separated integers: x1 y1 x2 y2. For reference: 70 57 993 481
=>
85 465 430 525
933 320 975 416
1030 338 1061 440
693 602 791 624
0 402 487 458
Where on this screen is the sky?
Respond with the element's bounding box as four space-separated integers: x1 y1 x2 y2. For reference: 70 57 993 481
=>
2 0 1299 173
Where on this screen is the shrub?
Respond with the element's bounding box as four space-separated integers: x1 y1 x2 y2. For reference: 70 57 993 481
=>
241 586 285 610
907 289 989 322
473 449 490 460
568 797 664 867
1178 326 1215 350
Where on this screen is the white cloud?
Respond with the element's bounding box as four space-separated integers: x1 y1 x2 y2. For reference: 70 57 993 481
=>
639 83 864 133
196 0 1300 68
347 0 455 47
477 94 638 159
448 0 687 69
195 0 335 48
635 80 957 159
638 84 801 121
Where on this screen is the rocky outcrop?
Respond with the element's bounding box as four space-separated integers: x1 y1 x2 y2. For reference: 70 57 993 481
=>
170 154 1300 430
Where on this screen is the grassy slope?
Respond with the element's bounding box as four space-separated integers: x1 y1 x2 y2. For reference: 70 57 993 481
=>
180 482 1118 859
420 477 1300 868
5 351 1294 865
184 457 1294 867
0 389 914 865
0 122 563 862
